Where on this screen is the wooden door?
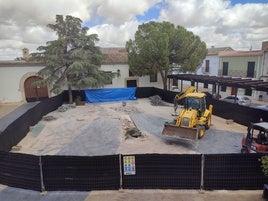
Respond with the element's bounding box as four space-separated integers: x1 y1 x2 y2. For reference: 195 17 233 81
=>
24 76 48 102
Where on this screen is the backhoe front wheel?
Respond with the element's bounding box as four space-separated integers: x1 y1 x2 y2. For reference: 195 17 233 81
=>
197 125 206 139
205 115 211 130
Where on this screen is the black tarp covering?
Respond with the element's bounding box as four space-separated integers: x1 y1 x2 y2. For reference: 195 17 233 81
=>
0 93 64 152
41 155 120 191
203 153 266 190
0 152 41 191
122 154 202 189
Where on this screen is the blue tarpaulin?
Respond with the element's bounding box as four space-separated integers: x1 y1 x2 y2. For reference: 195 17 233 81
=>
85 88 136 103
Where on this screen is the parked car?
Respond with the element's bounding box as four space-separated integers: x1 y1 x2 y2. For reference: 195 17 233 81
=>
220 95 251 106
203 91 221 100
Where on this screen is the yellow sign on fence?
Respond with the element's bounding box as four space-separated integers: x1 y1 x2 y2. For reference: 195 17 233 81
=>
123 156 136 175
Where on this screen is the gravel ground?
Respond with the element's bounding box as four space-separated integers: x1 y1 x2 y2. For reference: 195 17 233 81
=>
130 112 244 154
58 118 121 156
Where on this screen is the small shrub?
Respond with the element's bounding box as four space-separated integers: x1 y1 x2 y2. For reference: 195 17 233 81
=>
125 128 142 139
261 155 268 176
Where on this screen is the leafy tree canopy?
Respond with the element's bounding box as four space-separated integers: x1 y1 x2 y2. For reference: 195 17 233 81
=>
32 15 114 103
126 21 207 90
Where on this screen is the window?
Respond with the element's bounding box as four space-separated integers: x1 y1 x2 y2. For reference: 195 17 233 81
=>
205 60 210 73
150 73 157 82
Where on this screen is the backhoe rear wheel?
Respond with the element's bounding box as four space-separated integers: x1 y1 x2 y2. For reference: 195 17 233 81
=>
197 125 206 139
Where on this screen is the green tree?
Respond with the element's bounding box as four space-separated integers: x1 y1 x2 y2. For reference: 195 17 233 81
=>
32 15 114 103
126 21 207 90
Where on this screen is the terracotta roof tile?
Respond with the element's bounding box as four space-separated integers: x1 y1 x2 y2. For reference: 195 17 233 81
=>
219 50 263 57
100 47 128 64
207 47 233 55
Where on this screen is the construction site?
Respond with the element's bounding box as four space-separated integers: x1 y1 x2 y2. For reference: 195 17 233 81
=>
1 86 268 200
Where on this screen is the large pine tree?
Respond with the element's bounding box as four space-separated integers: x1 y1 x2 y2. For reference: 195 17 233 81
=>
32 15 114 103
126 21 207 90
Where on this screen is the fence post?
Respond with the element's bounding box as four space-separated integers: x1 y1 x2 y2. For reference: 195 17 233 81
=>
200 154 205 190
119 154 123 189
39 156 46 192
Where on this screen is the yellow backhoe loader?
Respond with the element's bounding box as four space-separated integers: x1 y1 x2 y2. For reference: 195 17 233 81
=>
162 92 213 141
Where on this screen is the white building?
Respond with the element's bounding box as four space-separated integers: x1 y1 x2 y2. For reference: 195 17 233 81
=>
0 48 164 103
197 46 233 76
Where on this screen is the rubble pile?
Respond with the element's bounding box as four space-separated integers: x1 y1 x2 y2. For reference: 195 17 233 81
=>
57 104 75 112
149 95 166 106
42 115 57 121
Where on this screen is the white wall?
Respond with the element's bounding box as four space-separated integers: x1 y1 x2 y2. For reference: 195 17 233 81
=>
197 55 219 76
101 64 129 88
0 66 43 103
138 73 164 89
0 63 165 103
101 64 164 89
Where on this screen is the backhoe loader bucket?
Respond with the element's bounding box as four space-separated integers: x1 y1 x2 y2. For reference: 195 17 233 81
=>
162 123 199 141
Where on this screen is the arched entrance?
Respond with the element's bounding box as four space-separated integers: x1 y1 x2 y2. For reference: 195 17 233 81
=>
24 76 48 102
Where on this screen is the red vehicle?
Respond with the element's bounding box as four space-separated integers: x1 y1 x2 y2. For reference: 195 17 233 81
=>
241 122 268 153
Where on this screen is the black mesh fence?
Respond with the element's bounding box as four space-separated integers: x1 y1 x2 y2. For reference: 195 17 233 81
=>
135 87 155 98
62 90 86 103
121 154 202 189
0 93 64 152
0 153 267 191
41 155 120 191
0 151 41 191
203 153 266 190
211 99 268 126
1 88 268 191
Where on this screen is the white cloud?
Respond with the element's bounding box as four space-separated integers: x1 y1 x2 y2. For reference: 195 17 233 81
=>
159 0 229 27
0 0 267 59
88 21 140 47
96 0 160 25
159 0 268 50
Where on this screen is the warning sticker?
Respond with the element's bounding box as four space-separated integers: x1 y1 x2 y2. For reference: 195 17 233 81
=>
123 156 136 175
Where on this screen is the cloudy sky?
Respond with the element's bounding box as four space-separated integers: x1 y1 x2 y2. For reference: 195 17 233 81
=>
0 0 268 60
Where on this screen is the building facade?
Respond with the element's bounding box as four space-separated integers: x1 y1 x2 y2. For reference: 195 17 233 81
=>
218 50 263 78
197 47 233 76
0 48 164 103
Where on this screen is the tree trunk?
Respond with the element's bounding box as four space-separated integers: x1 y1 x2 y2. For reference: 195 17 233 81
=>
68 84 73 104
160 70 168 90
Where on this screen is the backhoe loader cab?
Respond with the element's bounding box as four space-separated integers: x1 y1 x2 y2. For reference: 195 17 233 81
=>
162 92 213 141
184 94 207 117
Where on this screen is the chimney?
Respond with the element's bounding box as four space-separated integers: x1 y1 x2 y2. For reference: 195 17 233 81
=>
22 48 30 59
261 41 268 51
